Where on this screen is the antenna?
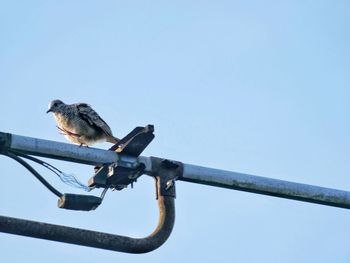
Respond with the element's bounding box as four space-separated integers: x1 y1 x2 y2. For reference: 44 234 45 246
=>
1 126 349 253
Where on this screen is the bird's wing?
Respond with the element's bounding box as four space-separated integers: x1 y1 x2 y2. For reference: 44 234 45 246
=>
75 103 114 136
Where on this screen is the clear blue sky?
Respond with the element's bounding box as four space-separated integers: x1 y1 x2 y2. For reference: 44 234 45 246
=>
1 1 350 262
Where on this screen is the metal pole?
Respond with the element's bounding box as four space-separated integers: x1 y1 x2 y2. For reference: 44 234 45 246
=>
0 132 150 169
180 164 350 209
1 132 350 209
8 133 118 166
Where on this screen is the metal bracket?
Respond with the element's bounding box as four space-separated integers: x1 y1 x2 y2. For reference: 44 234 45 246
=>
89 125 155 190
2 127 350 254
150 157 183 198
0 127 179 253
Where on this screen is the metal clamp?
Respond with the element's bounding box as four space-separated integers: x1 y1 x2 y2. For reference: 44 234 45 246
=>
150 157 183 198
89 125 155 190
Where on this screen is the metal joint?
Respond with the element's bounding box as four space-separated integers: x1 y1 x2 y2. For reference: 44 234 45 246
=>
89 157 145 190
150 157 183 198
89 125 155 190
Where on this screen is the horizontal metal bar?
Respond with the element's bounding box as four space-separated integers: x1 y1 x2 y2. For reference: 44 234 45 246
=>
0 132 152 170
7 133 119 166
180 164 350 209
2 132 350 209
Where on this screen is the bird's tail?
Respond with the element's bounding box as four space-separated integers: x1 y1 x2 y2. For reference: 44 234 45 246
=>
106 136 120 144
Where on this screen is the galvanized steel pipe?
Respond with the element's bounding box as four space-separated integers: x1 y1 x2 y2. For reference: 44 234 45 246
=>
7 133 119 166
180 164 350 209
2 131 350 210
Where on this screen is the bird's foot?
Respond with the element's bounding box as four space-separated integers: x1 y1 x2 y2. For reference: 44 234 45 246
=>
56 126 81 138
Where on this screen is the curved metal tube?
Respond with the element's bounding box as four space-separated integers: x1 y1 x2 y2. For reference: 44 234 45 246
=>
0 176 175 254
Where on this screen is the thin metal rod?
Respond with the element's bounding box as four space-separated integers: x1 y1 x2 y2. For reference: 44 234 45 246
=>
181 164 350 209
0 176 175 253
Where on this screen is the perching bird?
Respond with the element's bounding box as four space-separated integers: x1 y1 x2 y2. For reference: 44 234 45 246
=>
46 99 119 146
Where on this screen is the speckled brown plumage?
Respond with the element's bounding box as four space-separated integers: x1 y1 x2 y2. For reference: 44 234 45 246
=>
47 99 119 146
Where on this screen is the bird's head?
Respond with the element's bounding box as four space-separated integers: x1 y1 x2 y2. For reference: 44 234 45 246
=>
46 99 64 113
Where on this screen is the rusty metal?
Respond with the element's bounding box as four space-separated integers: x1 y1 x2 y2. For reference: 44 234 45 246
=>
2 130 350 253
150 157 183 198
0 174 176 253
0 132 179 253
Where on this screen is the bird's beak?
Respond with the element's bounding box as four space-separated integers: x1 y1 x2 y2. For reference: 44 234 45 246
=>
46 109 52 114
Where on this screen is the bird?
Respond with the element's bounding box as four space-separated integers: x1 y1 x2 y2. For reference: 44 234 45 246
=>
46 99 119 146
